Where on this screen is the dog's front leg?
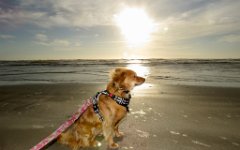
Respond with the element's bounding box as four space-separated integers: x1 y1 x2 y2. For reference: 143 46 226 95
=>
103 121 119 149
114 125 124 138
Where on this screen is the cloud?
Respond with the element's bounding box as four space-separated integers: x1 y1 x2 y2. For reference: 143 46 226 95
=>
0 0 122 28
218 34 240 43
51 39 70 47
34 33 80 48
151 0 240 45
1 0 239 33
35 33 48 42
1 0 240 54
34 33 49 46
0 34 15 39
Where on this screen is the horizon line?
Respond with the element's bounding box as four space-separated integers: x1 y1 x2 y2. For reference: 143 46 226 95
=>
0 58 240 61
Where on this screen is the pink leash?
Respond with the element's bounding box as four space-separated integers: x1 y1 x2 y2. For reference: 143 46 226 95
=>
30 98 92 150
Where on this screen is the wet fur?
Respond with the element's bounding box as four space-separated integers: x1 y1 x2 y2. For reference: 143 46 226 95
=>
58 68 145 149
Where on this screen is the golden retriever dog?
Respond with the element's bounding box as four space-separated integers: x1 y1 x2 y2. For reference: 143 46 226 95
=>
58 68 145 149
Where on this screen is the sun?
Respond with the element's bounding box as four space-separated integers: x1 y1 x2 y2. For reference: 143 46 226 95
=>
114 8 155 47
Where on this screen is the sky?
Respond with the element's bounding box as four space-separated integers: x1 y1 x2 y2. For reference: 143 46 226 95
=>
0 0 240 60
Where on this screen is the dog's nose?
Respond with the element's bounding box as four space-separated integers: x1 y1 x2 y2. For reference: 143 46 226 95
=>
129 94 132 99
140 77 145 83
124 90 130 94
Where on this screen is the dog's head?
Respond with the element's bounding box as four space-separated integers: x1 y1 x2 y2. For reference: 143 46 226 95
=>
110 68 145 91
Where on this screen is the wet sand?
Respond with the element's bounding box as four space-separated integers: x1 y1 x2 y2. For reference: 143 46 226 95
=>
0 83 240 150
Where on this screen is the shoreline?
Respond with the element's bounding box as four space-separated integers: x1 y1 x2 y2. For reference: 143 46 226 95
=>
0 83 239 150
1 81 240 88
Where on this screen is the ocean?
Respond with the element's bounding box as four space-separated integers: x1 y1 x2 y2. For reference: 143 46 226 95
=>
0 59 239 87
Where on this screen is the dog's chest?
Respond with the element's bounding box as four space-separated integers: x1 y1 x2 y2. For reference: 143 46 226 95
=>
114 107 127 120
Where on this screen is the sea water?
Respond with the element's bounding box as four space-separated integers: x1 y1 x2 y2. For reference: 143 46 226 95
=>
0 59 239 87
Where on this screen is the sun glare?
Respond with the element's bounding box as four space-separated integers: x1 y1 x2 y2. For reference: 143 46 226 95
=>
114 8 155 47
127 64 151 90
127 64 149 77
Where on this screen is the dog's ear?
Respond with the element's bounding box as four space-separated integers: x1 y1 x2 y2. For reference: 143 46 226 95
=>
110 68 126 83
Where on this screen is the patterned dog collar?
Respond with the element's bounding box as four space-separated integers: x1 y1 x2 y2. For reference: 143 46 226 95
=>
92 90 130 121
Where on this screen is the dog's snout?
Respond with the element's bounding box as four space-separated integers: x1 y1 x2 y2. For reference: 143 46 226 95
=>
139 76 145 83
134 76 145 86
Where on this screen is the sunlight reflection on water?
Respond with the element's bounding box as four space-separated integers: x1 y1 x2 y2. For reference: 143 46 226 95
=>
127 63 152 90
134 83 152 90
127 63 150 77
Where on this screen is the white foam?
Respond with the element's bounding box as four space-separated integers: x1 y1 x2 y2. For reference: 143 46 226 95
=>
226 114 231 118
157 113 162 117
170 131 180 135
192 140 211 147
131 110 146 115
136 129 150 138
122 146 134 149
32 124 45 129
172 140 178 144
219 136 227 140
232 142 239 146
1 103 8 107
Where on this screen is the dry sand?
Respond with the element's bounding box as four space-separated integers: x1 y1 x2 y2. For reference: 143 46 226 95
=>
0 83 240 150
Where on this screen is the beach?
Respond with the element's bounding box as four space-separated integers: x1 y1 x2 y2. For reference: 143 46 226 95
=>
1 0 240 149
0 83 239 150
